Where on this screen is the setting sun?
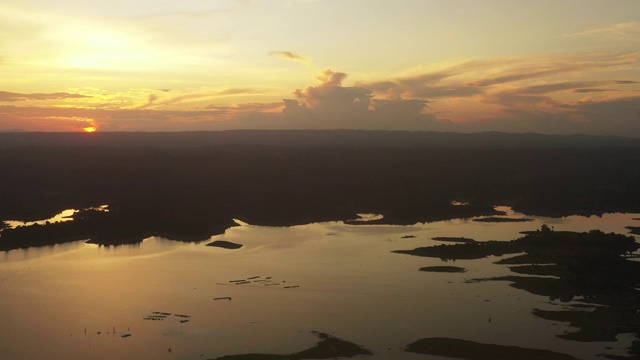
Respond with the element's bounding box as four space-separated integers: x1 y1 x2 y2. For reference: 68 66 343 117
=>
83 127 97 133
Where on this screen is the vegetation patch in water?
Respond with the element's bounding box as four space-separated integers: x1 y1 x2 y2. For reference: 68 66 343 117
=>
419 266 466 273
405 337 579 359
213 331 372 359
432 236 476 243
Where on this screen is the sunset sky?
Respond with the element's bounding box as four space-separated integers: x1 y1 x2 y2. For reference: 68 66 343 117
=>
1 0 639 135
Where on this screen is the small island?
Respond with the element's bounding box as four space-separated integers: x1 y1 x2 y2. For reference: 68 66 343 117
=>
207 240 243 249
432 236 476 244
473 217 533 223
419 266 466 273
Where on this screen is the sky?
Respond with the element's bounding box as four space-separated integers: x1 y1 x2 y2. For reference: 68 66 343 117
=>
1 0 639 135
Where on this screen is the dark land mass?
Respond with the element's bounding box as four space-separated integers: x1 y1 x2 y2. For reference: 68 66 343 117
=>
405 337 579 359
0 207 237 250
207 240 243 249
1 130 640 249
493 254 554 265
212 331 372 359
396 226 640 356
627 226 640 235
393 240 521 260
473 217 534 223
532 307 640 342
432 236 477 243
419 266 466 273
604 340 640 360
395 227 638 263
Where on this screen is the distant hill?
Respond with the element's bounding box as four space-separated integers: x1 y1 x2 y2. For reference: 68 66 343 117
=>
1 130 640 149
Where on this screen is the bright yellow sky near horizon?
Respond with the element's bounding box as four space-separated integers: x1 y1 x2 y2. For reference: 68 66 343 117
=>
1 0 639 135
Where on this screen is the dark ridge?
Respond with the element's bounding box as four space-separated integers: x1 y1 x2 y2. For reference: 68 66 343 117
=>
1 130 640 149
405 337 579 359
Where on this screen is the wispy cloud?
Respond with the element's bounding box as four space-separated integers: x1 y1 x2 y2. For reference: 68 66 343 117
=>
573 88 614 93
566 22 640 42
513 80 637 95
269 51 311 66
0 91 90 102
137 88 267 109
216 87 266 96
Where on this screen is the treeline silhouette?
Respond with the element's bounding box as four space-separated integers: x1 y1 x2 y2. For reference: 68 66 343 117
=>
1 130 640 249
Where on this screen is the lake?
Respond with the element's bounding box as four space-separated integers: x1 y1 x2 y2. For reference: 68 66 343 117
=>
1 207 638 359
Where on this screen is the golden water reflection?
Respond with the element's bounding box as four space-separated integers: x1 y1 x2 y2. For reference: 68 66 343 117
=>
0 207 638 359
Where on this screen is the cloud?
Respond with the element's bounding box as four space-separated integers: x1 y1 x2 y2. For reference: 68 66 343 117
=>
485 91 559 110
1 53 638 136
0 91 90 102
517 81 613 94
359 53 639 100
137 88 267 109
573 88 614 93
205 102 282 115
137 93 211 109
371 98 429 117
0 105 226 132
272 69 448 130
470 68 573 87
269 51 311 66
566 22 640 42
361 62 480 99
458 95 640 137
484 80 639 110
216 87 266 96
466 52 640 88
293 69 371 111
141 94 159 108
572 96 640 135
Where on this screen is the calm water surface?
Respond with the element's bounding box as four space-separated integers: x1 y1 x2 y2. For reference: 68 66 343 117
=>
1 208 638 359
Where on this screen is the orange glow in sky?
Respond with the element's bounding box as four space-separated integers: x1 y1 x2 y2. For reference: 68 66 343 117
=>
0 1 638 136
83 127 97 133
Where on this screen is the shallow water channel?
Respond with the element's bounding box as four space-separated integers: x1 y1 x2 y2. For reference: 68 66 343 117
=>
1 207 638 359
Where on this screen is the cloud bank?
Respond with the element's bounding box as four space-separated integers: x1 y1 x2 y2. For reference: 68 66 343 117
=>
1 52 639 136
